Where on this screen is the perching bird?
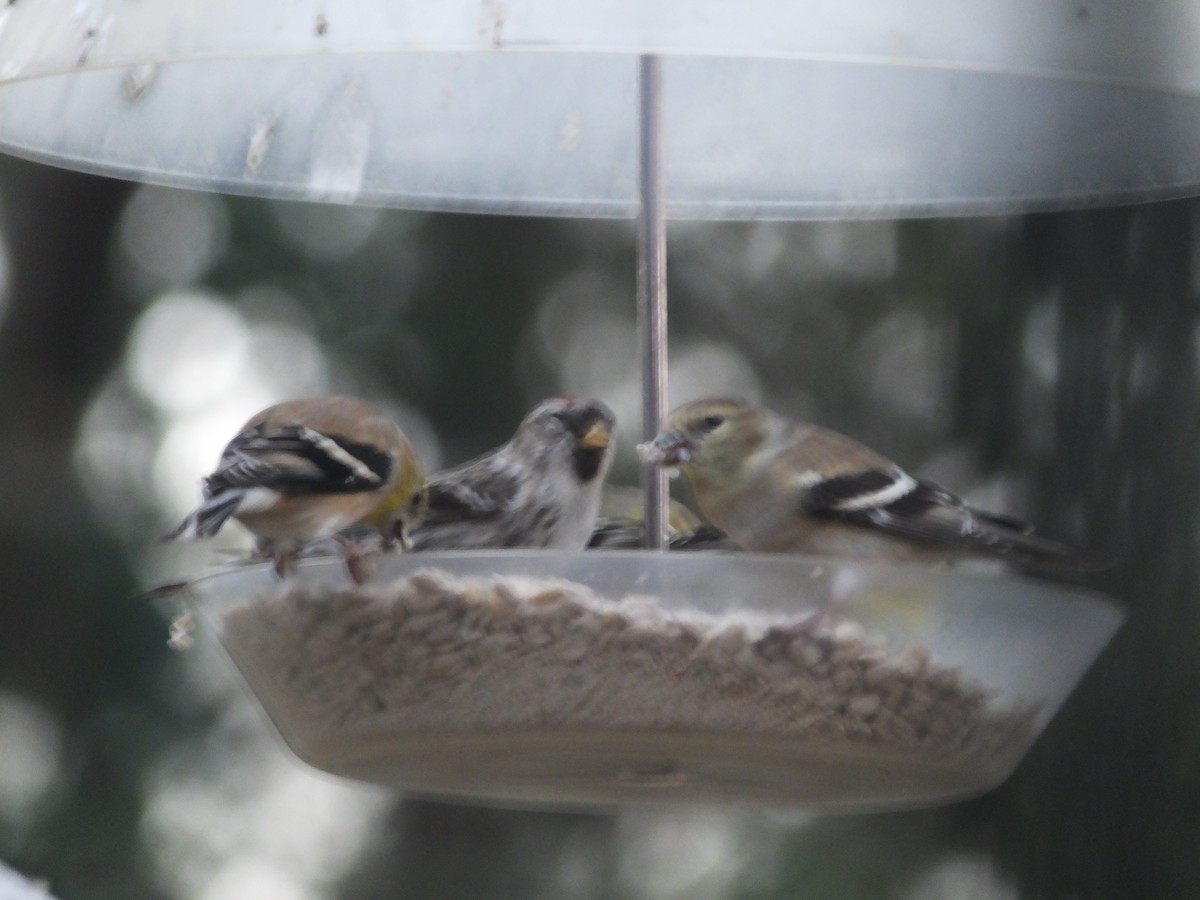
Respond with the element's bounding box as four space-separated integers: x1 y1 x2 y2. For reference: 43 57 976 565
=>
164 395 427 582
586 484 734 550
411 396 616 550
638 396 1078 565
587 518 733 551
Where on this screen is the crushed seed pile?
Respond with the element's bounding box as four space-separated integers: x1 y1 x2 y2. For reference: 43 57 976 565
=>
220 569 1038 766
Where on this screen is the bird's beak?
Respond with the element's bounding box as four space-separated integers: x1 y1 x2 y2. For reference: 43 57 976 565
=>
578 421 611 451
637 430 694 466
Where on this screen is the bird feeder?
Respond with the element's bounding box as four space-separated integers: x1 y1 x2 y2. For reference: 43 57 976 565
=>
182 552 1117 810
0 0 1152 809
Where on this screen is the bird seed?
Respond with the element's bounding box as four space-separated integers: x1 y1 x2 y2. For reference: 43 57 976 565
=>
218 569 1038 784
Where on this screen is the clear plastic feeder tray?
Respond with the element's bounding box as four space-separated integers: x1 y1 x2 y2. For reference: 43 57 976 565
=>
185 551 1122 811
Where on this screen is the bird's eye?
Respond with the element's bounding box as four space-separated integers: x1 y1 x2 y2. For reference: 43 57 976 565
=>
700 414 725 432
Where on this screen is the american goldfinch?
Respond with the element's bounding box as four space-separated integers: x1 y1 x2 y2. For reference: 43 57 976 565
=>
165 395 427 582
411 396 616 550
586 484 735 550
638 396 1077 565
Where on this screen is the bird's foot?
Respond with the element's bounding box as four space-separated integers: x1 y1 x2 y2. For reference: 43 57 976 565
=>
391 521 412 552
335 533 380 585
270 548 300 579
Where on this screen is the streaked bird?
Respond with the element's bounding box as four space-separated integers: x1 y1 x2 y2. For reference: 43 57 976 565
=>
412 396 616 550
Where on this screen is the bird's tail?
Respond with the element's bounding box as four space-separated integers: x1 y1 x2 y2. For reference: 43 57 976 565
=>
971 508 1072 556
970 507 1110 572
161 491 244 542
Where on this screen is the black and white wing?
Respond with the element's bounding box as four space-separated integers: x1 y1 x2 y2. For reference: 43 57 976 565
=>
800 466 1076 560
165 422 391 540
206 424 390 495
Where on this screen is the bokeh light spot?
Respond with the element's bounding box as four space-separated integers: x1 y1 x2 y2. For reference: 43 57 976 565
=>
812 220 899 282
906 852 1018 900
854 309 951 427
668 341 762 407
197 858 314 900
0 691 62 825
126 290 251 414
270 201 383 261
74 376 160 541
616 811 750 899
1022 298 1061 387
118 185 230 292
143 722 391 900
245 323 328 399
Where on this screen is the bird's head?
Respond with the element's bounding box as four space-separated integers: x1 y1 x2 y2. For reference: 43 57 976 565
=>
366 430 428 547
638 396 770 482
517 396 617 483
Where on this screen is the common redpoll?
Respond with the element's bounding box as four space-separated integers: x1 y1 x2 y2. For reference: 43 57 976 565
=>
412 396 615 550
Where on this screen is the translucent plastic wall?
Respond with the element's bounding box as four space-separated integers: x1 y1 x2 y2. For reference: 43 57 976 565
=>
2 0 1200 216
